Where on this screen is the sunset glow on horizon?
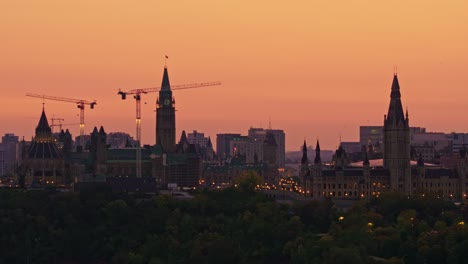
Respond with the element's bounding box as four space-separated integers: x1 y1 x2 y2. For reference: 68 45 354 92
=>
1 0 467 151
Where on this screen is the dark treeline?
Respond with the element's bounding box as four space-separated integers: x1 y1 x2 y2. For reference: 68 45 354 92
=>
1 185 468 264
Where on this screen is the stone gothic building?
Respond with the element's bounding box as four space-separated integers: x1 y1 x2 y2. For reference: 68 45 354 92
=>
301 74 468 200
21 108 66 186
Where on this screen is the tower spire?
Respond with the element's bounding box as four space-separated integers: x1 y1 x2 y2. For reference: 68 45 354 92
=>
156 66 176 151
385 73 407 127
383 73 411 194
301 140 308 165
314 139 321 164
161 67 171 91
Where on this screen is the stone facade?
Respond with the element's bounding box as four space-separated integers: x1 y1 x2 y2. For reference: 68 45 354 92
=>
300 75 468 201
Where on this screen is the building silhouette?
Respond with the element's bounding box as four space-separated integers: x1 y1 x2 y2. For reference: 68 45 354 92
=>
156 67 176 152
248 128 285 167
301 74 468 200
79 67 201 189
383 74 411 193
0 133 19 176
21 107 66 186
216 133 242 160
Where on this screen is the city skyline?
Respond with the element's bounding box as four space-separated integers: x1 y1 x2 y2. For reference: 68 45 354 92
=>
1 1 468 151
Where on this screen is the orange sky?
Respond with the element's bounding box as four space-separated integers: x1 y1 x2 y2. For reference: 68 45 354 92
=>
1 0 467 151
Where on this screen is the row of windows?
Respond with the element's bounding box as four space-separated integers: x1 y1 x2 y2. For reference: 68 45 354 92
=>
413 182 457 188
321 191 359 197
321 182 385 189
319 191 381 197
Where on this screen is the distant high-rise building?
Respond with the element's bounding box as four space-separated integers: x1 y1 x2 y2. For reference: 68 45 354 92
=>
107 132 136 148
186 130 214 161
340 142 361 154
248 127 285 167
216 133 241 159
156 67 176 152
359 126 384 152
228 136 249 157
450 133 468 154
360 125 426 154
0 133 19 176
187 130 209 148
74 135 91 151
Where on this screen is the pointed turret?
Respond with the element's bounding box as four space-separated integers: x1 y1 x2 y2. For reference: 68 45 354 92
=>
314 139 321 164
207 136 213 148
179 130 187 144
301 140 308 165
98 126 106 135
385 74 408 128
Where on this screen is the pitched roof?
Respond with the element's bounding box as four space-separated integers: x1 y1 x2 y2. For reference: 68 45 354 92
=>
28 142 62 159
35 108 52 136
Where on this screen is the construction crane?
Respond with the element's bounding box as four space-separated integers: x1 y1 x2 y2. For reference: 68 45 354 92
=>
118 81 221 177
26 93 97 147
50 120 81 133
50 118 64 133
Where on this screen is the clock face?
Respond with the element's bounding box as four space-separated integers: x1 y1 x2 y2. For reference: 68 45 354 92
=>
164 99 170 105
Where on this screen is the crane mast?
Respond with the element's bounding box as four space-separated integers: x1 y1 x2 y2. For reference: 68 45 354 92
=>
118 81 221 178
26 93 97 148
50 118 64 133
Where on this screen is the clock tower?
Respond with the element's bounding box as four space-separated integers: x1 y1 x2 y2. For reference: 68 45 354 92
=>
156 67 176 152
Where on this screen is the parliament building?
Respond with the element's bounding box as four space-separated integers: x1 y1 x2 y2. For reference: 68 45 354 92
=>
300 75 468 201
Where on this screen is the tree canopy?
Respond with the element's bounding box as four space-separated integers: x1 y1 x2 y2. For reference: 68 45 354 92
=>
0 189 467 263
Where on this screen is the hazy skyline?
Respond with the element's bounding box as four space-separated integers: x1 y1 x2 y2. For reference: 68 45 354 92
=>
1 1 467 151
